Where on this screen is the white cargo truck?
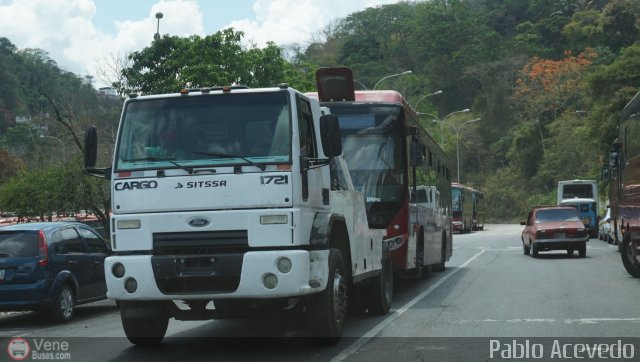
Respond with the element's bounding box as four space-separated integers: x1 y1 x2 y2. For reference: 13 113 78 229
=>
83 84 393 345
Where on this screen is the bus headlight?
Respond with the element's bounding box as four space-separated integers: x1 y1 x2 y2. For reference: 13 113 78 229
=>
386 236 406 251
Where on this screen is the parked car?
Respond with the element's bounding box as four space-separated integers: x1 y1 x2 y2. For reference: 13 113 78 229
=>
598 207 614 243
520 206 589 258
0 222 111 322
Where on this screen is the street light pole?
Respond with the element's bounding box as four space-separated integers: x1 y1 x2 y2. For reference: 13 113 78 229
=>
154 12 164 40
352 79 368 90
413 90 443 112
372 70 413 90
451 118 480 184
429 108 470 145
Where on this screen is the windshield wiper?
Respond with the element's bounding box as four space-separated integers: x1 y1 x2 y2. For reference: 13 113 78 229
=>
123 156 193 174
169 161 193 174
190 150 266 171
123 156 176 162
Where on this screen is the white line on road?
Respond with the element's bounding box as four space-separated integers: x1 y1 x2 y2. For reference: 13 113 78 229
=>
453 317 640 325
331 248 488 362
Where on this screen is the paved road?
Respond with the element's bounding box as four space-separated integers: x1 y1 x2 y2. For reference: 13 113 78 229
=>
2 224 639 361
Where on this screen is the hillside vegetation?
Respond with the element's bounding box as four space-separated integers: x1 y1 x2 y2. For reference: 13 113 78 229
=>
1 0 640 222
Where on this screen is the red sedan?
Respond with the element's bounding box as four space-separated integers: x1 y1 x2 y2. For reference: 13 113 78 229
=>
521 206 589 258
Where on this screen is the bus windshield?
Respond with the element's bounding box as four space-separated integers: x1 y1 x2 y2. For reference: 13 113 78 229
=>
115 92 291 171
562 184 594 199
452 188 463 212
330 104 405 227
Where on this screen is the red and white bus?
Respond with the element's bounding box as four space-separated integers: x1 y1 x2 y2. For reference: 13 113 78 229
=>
308 67 452 276
451 183 474 233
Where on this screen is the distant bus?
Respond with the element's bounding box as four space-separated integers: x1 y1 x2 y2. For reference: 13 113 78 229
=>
308 66 453 276
557 180 598 238
603 90 640 277
557 180 598 204
472 190 485 231
451 183 474 233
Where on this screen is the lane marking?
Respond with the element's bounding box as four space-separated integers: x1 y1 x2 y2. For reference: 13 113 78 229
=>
331 248 488 362
454 317 640 325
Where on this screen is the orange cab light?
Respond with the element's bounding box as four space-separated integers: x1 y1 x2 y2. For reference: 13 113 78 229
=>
180 88 189 95
222 86 231 93
277 164 292 171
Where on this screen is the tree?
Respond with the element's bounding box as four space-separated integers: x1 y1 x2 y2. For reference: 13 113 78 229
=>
0 149 24 181
116 29 315 95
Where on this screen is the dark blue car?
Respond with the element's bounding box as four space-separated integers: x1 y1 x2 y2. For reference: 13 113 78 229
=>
0 222 111 322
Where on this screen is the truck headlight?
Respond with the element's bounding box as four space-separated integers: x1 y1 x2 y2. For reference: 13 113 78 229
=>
260 215 288 224
117 220 141 229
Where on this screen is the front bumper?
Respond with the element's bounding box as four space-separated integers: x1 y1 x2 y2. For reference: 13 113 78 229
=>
532 237 588 251
105 249 329 300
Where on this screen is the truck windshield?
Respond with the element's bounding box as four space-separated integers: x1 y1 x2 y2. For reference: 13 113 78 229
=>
115 92 291 171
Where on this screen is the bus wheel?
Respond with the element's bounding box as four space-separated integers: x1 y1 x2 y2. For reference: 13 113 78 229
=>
621 234 640 278
307 249 348 344
413 238 425 278
366 255 393 315
432 234 447 272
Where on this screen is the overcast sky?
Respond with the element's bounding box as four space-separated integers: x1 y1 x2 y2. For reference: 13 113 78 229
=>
0 0 404 87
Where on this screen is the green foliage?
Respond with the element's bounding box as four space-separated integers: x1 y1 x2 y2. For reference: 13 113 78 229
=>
116 29 315 95
2 0 640 224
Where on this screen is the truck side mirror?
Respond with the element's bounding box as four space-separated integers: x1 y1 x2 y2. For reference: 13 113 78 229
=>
319 114 343 158
84 126 98 168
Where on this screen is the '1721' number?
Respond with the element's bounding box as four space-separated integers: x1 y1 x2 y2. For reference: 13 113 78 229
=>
261 175 288 185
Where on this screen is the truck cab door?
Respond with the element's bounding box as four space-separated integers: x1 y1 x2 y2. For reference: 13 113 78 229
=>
297 96 328 208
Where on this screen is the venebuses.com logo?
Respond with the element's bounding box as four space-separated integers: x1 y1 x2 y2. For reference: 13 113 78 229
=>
6 337 30 361
4 337 71 361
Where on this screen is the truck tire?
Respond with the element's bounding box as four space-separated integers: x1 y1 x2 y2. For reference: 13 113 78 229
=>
120 301 170 346
366 255 393 315
49 284 75 323
306 249 348 344
531 243 539 258
621 234 640 278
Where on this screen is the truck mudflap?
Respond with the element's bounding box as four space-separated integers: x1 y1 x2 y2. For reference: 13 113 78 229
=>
105 250 329 300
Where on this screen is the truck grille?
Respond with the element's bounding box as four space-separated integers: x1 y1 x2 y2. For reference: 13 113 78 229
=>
152 230 249 255
151 230 247 294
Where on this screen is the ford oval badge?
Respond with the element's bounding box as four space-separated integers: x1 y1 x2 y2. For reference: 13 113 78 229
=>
188 217 210 228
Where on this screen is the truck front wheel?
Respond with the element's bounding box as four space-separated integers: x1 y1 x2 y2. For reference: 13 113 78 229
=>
621 234 640 278
306 249 348 344
120 301 170 346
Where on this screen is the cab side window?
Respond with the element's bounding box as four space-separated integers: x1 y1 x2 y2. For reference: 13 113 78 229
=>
78 228 109 253
297 97 317 158
60 228 85 253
